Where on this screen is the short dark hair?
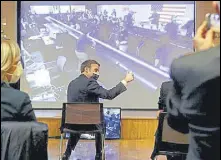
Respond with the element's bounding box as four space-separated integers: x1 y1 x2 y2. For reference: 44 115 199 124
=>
80 60 100 73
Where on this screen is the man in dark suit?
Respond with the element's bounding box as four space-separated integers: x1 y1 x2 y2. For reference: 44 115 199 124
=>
62 60 134 160
167 1 220 160
150 81 184 160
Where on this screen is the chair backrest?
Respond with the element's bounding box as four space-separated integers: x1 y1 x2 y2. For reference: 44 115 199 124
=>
161 112 189 144
156 112 189 154
61 103 104 127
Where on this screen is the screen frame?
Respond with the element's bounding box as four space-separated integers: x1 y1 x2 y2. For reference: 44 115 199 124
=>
17 1 197 110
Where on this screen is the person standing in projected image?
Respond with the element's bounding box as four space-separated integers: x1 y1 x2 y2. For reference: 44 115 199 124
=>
1 39 36 122
75 32 96 74
182 19 195 38
111 9 117 18
154 35 172 72
149 11 160 30
164 16 179 40
62 60 134 160
124 11 135 30
116 27 129 52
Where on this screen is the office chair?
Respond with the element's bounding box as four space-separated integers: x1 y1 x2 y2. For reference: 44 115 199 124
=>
59 103 105 160
154 112 189 160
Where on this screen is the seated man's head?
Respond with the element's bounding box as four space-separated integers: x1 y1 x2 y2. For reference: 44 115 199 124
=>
81 60 100 80
1 40 23 83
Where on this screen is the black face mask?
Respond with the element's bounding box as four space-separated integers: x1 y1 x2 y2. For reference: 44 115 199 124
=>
92 73 99 80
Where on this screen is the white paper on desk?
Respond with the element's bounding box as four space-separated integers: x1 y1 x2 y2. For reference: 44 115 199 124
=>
34 69 51 87
32 93 56 101
26 69 51 88
28 35 42 40
42 36 54 45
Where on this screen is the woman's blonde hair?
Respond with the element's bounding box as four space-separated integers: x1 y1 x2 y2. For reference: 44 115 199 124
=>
1 39 21 79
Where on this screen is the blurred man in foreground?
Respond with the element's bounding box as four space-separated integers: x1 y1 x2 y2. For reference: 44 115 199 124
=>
167 1 220 160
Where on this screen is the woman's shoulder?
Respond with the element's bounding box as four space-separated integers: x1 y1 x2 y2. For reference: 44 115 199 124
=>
1 82 30 101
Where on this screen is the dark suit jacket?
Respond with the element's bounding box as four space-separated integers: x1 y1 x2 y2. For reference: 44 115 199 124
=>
1 81 36 121
158 81 173 111
1 122 48 160
67 74 127 131
67 74 127 103
167 46 220 160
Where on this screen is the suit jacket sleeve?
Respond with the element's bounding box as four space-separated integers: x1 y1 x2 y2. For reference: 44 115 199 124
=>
167 77 216 134
158 85 164 110
87 79 127 100
167 81 189 133
19 94 37 121
167 49 220 134
166 61 189 134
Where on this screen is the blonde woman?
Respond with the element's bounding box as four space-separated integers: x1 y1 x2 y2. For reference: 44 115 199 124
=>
1 39 36 121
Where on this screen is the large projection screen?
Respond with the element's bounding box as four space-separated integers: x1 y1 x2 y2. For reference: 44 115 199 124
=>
18 1 195 109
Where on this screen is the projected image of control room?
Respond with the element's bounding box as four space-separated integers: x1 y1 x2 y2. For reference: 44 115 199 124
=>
20 1 195 109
